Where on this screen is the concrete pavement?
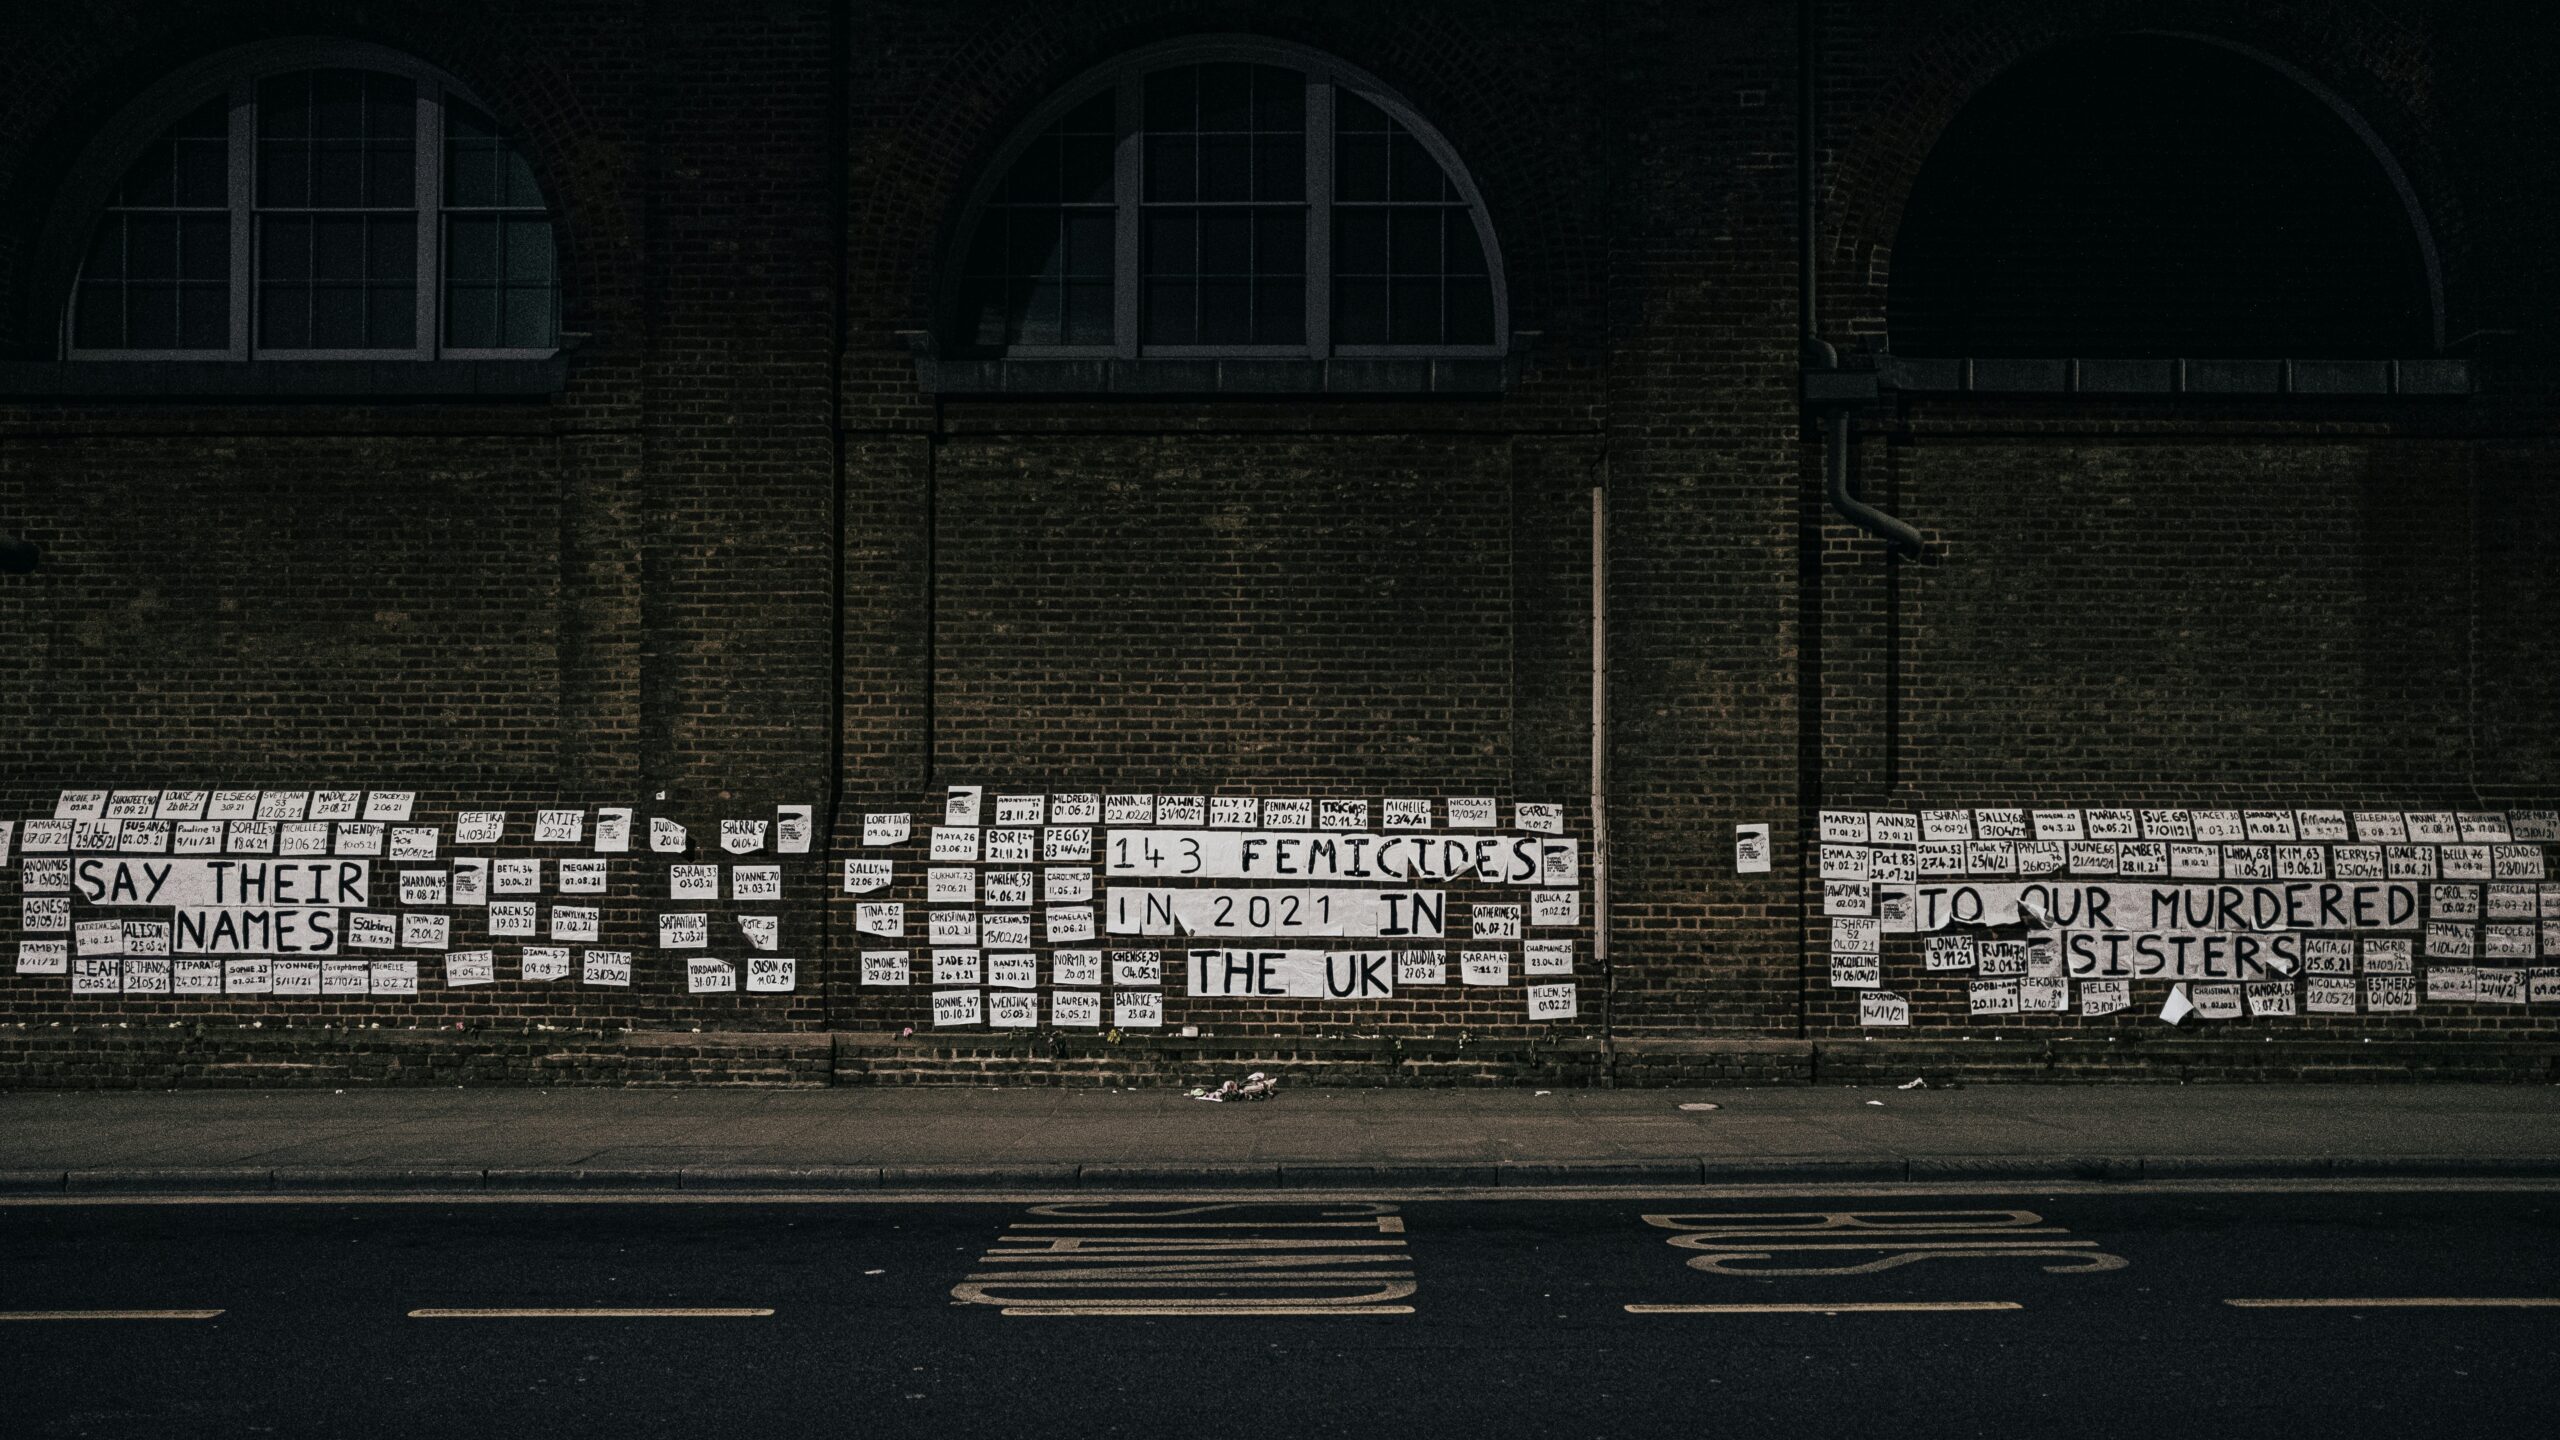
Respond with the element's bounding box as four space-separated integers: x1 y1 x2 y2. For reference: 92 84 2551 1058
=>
5 1083 2560 1192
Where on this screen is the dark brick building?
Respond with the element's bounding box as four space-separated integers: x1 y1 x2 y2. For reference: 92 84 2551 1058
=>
0 0 2553 1087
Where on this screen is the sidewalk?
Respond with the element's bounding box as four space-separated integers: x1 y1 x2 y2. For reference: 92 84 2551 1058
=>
6 1084 2560 1193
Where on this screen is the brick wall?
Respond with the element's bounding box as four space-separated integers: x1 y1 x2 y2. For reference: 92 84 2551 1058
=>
0 0 2551 1084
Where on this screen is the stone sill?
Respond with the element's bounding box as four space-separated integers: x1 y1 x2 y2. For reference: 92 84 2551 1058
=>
0 357 570 400
1868 355 2472 398
916 353 1520 397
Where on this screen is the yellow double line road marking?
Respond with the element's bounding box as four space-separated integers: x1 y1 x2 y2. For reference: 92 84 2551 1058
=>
0 1309 225 1321
2225 1297 2560 1310
1627 1301 2022 1314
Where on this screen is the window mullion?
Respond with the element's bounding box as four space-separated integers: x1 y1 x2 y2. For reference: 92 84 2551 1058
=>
1113 78 1141 359
227 78 253 360
415 86 441 358
1304 77 1332 359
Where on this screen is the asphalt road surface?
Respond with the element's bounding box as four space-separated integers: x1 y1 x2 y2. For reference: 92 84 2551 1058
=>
5 1184 2557 1438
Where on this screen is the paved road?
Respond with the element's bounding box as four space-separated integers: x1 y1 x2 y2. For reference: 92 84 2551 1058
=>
5 1185 2557 1438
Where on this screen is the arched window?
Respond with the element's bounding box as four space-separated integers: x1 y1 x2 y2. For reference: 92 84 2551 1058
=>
949 41 1506 360
59 41 558 360
1888 36 2435 360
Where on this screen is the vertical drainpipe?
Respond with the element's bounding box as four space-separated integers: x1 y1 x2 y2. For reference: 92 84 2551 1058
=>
1591 479 1612 1085
1801 0 1922 559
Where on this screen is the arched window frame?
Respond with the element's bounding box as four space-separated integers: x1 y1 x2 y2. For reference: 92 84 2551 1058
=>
943 37 1510 362
46 38 559 363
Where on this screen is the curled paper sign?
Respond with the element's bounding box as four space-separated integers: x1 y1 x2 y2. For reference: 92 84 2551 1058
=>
863 812 912 846
843 858 894 894
650 817 688 853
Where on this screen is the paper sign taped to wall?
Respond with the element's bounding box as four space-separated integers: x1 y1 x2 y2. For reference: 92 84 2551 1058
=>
1733 824 1771 874
776 805 813 854
584 950 633 987
593 808 633 853
651 818 688 853
720 820 767 855
1107 886 1446 939
862 812 911 846
944 787 983 827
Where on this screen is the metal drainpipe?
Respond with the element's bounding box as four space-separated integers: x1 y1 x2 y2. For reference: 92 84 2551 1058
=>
1801 0 1922 558
1591 480 1612 1086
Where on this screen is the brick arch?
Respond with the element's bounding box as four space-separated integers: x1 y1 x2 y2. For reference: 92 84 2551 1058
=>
2 2 623 359
851 0 1600 355
1822 0 2467 355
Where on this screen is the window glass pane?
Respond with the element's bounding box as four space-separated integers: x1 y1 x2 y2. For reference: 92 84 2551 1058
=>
1329 87 1493 347
368 282 416 348
1142 278 1196 345
1063 280 1113 346
1446 276 1495 344
83 219 126 281
960 85 1120 350
448 282 497 349
258 281 308 349
447 215 498 281
1142 135 1196 203
1389 277 1439 345
500 286 552 349
180 283 230 348
1335 277 1386 345
79 96 233 350
126 283 179 348
312 283 363 347
1138 64 1308 350
502 218 554 284
74 284 123 349
180 215 230 281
